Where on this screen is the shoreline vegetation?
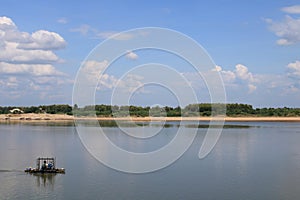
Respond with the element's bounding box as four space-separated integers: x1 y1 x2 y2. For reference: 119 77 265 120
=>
0 103 300 122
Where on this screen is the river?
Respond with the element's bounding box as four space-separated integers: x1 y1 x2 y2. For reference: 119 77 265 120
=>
0 121 300 199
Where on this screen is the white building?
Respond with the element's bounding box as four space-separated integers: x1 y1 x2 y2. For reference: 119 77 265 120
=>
9 108 24 114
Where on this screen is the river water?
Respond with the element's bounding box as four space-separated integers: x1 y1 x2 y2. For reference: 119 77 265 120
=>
0 121 300 200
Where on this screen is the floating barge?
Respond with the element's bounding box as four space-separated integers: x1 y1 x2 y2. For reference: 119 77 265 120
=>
25 157 65 174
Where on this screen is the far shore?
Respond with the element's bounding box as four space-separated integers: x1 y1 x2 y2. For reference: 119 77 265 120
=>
1 113 300 122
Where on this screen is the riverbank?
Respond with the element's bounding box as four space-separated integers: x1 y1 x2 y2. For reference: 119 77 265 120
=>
1 113 300 122
0 113 74 121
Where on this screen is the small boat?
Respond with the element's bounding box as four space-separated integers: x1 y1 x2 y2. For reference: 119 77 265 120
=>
25 157 65 174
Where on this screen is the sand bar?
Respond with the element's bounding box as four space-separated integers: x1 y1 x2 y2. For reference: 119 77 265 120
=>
1 113 300 122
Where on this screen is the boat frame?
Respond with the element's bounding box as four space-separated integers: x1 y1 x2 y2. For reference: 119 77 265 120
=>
25 157 65 174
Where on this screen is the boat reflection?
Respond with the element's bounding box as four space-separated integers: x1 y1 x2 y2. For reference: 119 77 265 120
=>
32 173 56 187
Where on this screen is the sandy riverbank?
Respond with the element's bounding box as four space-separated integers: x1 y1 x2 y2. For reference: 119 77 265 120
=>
1 113 300 122
0 113 74 121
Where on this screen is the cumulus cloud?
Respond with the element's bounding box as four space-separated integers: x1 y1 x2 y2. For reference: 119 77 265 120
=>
234 64 254 82
282 5 300 14
214 65 236 82
114 74 144 93
220 69 236 82
0 16 68 102
80 59 144 93
18 30 66 50
97 73 144 93
81 59 120 90
0 74 72 103
287 60 300 77
81 60 108 73
183 64 257 96
0 16 66 64
184 63 300 106
214 64 256 93
0 62 64 76
0 17 66 51
0 42 59 63
266 15 300 45
0 16 31 43
125 51 138 60
81 60 109 85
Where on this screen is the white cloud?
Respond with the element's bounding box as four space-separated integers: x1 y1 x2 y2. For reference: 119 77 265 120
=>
0 62 64 76
235 64 254 82
0 74 70 95
0 16 31 43
96 73 145 99
81 60 108 79
212 64 256 93
191 63 298 99
266 15 300 45
80 59 145 92
0 16 65 64
0 17 66 51
282 5 300 14
80 60 118 89
183 64 259 95
125 51 138 60
221 70 236 82
81 59 144 92
18 30 66 50
207 64 300 106
97 73 118 90
0 16 15 27
213 65 236 82
214 65 222 72
287 60 300 77
115 74 144 93
0 16 68 102
0 42 59 63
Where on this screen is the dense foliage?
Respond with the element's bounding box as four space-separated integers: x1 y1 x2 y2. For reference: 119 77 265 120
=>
0 104 72 115
1 103 300 117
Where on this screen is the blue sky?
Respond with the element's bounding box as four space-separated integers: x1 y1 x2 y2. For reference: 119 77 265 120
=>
1 0 300 107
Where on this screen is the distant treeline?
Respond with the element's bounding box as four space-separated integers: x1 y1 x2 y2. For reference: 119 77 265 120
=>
0 105 73 115
1 103 300 117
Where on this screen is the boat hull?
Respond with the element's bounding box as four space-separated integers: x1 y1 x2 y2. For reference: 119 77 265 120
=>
25 168 65 174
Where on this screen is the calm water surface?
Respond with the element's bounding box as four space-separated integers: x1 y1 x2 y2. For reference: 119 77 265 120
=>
0 121 300 200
